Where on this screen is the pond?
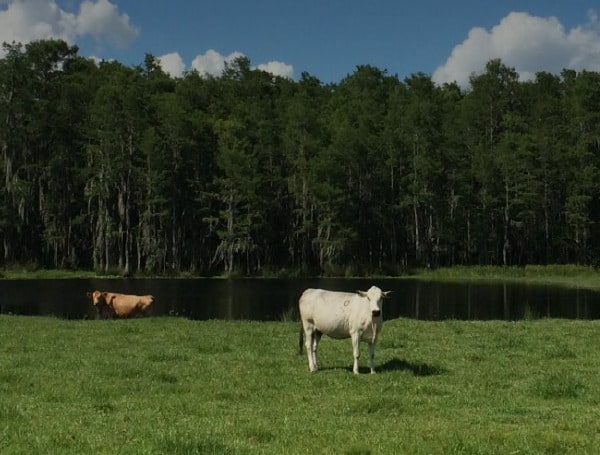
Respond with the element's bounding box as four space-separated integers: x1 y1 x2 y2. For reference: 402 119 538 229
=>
2 278 600 321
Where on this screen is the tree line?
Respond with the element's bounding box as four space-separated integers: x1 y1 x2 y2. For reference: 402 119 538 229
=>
1 39 600 275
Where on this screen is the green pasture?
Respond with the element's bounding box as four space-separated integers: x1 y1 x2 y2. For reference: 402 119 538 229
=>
2 315 600 454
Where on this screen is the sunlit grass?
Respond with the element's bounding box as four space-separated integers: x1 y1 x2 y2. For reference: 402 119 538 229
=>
1 315 600 453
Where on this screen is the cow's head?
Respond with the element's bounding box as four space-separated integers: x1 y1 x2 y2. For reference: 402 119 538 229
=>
88 290 107 307
357 286 392 318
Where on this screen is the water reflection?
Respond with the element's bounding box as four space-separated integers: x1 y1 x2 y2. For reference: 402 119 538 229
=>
1 278 599 321
395 280 597 320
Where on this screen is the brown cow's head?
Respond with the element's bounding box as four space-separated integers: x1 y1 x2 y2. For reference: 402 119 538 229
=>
88 290 108 307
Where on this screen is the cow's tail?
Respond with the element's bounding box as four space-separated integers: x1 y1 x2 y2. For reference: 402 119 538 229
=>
298 325 304 355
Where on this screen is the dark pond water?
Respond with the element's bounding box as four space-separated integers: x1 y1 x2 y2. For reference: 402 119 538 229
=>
1 278 600 321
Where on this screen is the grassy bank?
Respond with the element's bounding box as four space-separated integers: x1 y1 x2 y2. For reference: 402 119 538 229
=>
2 316 600 454
4 264 600 286
0 268 120 279
414 265 600 290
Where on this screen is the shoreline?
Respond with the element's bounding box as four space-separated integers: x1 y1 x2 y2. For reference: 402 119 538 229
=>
2 264 600 290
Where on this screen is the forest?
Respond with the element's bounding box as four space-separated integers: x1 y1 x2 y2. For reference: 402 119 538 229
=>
1 39 600 276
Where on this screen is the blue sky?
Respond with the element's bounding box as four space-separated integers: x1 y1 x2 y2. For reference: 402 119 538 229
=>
1 0 600 87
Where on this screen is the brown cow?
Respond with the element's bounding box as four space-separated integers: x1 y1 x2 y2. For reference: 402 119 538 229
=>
87 290 154 319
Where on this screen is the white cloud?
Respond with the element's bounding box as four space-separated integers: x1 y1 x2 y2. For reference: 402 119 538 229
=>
190 49 294 79
190 49 245 77
433 10 600 88
0 0 138 52
257 60 294 79
0 1 294 80
77 0 138 48
157 52 185 78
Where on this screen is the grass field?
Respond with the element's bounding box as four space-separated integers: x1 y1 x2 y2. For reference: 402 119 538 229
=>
2 315 600 454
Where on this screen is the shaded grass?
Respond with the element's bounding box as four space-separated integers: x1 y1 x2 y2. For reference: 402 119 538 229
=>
3 264 600 287
415 264 600 291
0 268 120 279
2 316 600 453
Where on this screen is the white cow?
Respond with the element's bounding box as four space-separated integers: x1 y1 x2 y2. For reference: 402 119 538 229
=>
298 286 391 374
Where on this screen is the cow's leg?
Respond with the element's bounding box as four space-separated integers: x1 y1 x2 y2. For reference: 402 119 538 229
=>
351 332 361 374
303 324 317 372
311 330 322 371
368 342 376 374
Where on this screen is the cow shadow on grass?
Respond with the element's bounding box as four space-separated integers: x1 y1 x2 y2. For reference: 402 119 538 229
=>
377 358 446 376
324 358 445 376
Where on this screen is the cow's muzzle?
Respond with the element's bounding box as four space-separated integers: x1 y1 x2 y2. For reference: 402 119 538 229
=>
372 310 381 317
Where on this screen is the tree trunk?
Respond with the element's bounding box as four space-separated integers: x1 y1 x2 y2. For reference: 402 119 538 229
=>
412 141 420 261
503 179 509 266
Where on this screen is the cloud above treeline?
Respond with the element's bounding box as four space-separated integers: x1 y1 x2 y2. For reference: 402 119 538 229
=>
2 1 598 85
0 0 294 79
433 10 600 88
158 49 294 79
0 0 138 49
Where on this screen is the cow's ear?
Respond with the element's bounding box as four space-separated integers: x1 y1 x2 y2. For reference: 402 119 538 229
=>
383 291 392 298
357 290 367 297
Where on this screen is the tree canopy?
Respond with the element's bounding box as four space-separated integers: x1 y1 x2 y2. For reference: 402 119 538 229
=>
1 40 600 275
